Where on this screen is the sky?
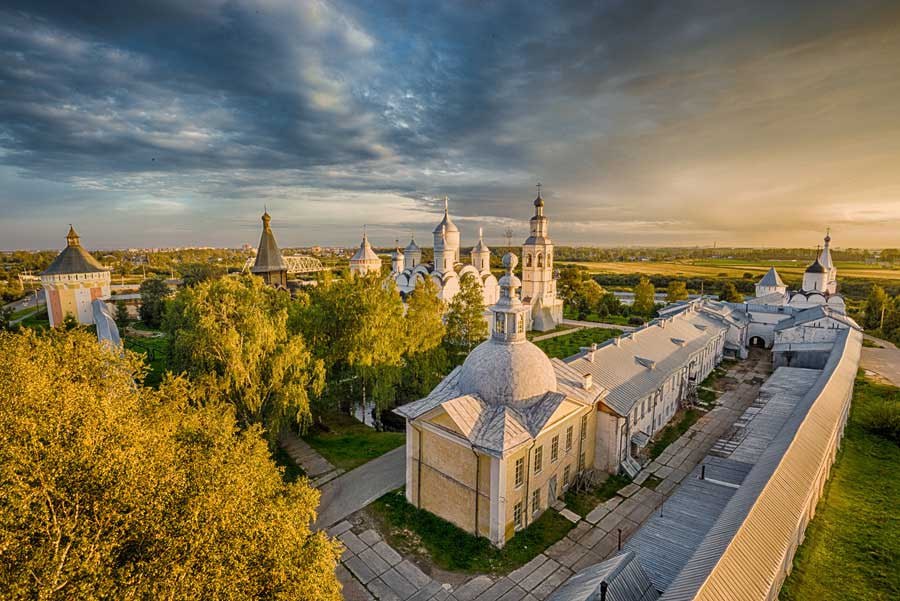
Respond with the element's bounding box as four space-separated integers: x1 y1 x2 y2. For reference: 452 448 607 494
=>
1 0 899 250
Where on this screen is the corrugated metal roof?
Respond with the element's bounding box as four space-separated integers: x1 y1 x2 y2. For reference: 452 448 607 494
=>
548 551 660 601
624 457 753 592
660 329 861 601
564 311 728 416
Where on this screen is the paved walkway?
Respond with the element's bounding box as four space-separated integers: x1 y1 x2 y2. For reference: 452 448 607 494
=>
279 430 344 487
331 353 772 600
562 318 636 332
315 446 406 530
861 336 900 387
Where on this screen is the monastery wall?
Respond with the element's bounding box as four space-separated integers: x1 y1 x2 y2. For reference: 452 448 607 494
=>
661 328 861 601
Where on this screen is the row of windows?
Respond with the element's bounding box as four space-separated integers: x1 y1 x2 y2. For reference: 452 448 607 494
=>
523 252 552 269
514 422 584 487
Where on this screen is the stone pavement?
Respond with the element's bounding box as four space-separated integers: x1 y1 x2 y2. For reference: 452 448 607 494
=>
331 353 772 600
861 336 900 387
278 430 344 487
315 446 406 530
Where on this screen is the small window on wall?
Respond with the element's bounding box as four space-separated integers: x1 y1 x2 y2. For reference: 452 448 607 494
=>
537 253 543 268
581 415 588 440
563 466 571 487
495 312 505 334
517 314 525 333
514 458 524 487
547 253 552 268
531 488 541 515
534 446 543 474
514 501 523 530
565 426 573 451
525 254 532 267
578 452 586 471
551 436 559 463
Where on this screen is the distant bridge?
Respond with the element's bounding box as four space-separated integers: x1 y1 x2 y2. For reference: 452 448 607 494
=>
242 255 327 274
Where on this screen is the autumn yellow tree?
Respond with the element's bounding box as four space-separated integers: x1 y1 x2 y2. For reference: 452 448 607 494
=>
0 328 341 600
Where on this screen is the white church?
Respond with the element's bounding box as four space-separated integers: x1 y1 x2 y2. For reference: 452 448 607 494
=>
748 230 846 314
354 188 565 331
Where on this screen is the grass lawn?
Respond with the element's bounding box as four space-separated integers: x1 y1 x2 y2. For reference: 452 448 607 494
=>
124 333 169 388
9 305 41 321
19 308 50 330
304 413 405 471
526 323 576 340
534 327 623 360
370 489 574 574
648 408 701 460
564 473 632 517
780 375 900 601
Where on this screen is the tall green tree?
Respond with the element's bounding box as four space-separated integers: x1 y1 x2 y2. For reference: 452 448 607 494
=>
864 284 890 330
139 277 170 328
666 280 689 302
719 282 743 303
114 300 130 327
445 273 488 356
179 262 224 287
0 328 341 601
632 277 657 316
400 279 449 401
164 276 324 439
292 273 407 414
572 280 606 320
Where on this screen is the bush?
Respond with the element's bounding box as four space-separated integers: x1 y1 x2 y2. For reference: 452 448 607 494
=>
858 399 900 444
628 316 645 326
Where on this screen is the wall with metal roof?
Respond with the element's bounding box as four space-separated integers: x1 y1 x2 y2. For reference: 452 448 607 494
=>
659 328 861 601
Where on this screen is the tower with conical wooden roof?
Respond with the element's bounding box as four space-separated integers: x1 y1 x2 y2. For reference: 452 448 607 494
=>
41 225 111 327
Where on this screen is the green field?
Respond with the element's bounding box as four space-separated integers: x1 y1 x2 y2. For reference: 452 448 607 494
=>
534 327 622 359
780 375 900 601
561 259 900 282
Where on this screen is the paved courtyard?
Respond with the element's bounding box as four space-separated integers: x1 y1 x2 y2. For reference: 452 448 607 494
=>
329 351 773 600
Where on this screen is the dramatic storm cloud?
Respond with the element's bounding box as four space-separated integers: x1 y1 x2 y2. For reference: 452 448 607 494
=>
1 0 899 249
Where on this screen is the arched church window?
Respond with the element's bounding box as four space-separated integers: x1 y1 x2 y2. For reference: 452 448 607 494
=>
537 253 543 268
525 254 532 267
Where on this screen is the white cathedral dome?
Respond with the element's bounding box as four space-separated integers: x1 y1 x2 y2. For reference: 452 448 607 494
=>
457 338 558 407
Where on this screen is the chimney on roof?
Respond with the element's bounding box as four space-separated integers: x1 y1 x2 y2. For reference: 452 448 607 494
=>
580 342 599 362
582 373 593 390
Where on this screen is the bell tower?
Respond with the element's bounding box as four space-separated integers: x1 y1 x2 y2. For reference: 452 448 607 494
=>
521 183 556 303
